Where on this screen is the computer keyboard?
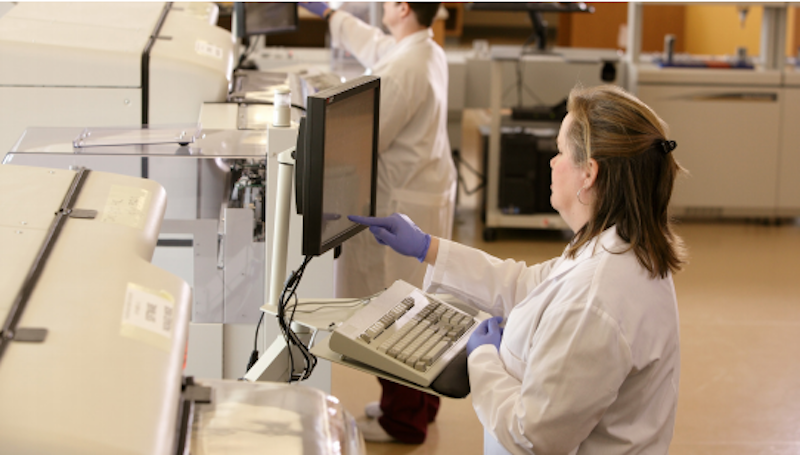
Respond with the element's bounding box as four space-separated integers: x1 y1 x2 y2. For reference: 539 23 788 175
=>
328 280 483 387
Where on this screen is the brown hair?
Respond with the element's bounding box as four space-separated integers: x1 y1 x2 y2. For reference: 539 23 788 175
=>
564 85 687 278
407 2 441 28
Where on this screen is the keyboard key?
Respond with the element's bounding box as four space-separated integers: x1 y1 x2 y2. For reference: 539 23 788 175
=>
421 339 451 367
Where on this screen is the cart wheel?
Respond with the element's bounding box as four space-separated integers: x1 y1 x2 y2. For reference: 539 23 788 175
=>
483 228 497 242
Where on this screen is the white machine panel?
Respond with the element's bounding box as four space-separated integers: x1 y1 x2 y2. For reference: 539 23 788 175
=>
0 164 191 455
638 79 782 216
0 2 233 155
0 87 142 154
148 6 234 125
637 65 783 86
778 83 800 213
0 2 163 87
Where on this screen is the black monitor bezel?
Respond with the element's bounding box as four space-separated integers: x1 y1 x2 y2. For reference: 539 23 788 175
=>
234 2 299 38
297 76 380 257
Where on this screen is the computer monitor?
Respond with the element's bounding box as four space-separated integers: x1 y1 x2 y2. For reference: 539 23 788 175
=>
234 2 299 38
467 2 593 52
295 76 380 257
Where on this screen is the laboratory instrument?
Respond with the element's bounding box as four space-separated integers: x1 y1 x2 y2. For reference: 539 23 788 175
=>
0 163 364 454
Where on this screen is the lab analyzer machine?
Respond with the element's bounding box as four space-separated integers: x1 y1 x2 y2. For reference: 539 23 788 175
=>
0 2 234 157
0 164 365 454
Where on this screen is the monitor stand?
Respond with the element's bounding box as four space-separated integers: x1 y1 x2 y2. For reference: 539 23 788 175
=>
244 145 366 382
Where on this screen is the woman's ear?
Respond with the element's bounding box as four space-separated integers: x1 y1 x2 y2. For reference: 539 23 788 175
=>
584 158 599 189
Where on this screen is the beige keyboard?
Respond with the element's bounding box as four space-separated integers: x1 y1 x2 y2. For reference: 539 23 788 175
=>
328 280 481 387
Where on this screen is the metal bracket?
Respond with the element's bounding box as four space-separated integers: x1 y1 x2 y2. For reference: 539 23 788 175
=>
69 209 98 219
183 383 212 404
1 327 48 343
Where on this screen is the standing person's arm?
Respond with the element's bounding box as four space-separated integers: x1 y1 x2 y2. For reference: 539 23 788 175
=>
328 10 396 68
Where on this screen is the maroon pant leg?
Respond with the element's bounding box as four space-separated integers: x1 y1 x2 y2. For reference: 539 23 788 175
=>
377 378 441 444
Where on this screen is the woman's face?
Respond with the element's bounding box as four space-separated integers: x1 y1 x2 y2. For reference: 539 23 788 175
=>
550 113 589 223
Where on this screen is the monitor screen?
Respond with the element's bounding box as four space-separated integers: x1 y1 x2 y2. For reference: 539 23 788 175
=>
296 76 379 257
234 2 298 37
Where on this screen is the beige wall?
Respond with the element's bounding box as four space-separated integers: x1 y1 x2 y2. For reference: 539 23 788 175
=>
684 5 762 57
684 5 797 58
561 4 798 59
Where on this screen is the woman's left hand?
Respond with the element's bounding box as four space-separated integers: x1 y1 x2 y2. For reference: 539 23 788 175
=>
466 316 504 355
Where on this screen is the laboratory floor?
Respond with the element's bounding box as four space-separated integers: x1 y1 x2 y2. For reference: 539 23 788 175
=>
330 110 800 454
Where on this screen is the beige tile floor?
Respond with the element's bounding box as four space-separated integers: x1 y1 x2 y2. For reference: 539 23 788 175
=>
331 110 800 454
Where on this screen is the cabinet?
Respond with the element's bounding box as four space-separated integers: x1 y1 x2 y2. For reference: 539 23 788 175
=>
778 70 800 215
638 65 800 218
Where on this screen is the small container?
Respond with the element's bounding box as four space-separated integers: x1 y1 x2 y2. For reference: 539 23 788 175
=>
663 34 675 65
472 39 489 59
273 87 291 127
736 46 747 65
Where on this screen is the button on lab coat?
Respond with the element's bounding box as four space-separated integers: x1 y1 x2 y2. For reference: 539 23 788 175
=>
329 10 457 297
424 227 680 455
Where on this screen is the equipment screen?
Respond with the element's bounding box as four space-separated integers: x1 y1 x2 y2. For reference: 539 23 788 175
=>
320 89 375 246
237 2 298 37
297 76 379 257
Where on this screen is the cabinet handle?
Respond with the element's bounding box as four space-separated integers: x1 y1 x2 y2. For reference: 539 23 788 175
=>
688 93 777 103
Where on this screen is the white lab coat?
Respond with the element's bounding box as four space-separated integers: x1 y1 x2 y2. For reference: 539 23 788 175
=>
328 10 457 298
424 226 680 455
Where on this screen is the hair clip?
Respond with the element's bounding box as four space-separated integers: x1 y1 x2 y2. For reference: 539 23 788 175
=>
661 140 677 155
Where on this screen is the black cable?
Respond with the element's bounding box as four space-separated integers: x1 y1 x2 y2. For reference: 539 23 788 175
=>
287 280 317 380
288 258 316 380
245 312 265 372
245 255 314 377
235 35 259 71
276 255 315 382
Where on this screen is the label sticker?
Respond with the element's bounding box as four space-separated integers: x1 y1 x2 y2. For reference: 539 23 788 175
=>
102 186 151 230
120 283 175 352
195 40 223 59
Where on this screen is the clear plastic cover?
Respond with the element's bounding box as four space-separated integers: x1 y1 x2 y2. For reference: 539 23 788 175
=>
73 124 202 148
190 379 365 455
5 126 270 158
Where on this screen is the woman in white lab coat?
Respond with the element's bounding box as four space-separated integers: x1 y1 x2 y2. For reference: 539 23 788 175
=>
351 85 686 454
301 2 456 444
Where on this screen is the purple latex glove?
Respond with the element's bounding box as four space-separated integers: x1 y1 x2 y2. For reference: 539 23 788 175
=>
348 213 431 263
299 2 329 18
466 316 504 356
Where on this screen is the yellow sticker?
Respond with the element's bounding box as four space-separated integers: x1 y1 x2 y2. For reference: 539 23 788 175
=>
120 283 175 352
102 185 151 230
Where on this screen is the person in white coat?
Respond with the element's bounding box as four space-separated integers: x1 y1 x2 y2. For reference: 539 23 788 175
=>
300 2 456 444
351 85 687 454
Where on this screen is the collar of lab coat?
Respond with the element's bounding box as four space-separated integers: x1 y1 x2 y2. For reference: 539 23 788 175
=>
547 225 628 281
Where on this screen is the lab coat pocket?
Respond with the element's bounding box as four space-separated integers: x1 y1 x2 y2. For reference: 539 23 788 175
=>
499 342 527 380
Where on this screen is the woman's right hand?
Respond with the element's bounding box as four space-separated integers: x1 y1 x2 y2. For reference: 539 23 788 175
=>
348 213 431 263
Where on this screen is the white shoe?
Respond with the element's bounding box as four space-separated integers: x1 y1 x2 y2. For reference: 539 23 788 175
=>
356 417 396 443
364 401 383 419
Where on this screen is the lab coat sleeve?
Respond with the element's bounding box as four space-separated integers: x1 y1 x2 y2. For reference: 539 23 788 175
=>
468 303 633 455
424 239 559 317
376 73 415 154
328 10 396 68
